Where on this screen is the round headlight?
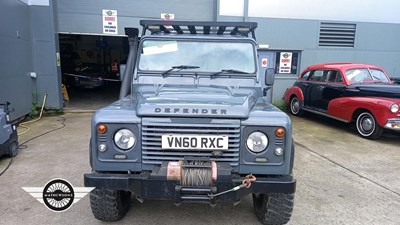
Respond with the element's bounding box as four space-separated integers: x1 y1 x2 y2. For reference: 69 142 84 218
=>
246 131 269 153
114 129 135 150
390 104 399 113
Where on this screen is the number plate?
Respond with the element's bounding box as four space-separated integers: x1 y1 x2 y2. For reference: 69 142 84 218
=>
161 134 228 150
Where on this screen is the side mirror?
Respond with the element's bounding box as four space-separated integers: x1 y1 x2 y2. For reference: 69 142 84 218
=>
265 68 275 85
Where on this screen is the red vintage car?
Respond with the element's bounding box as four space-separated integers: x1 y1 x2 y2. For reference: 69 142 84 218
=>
283 62 400 139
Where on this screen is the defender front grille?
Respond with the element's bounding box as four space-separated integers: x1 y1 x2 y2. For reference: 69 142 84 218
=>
142 118 241 166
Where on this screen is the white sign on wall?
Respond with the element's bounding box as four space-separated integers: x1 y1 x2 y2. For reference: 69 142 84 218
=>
102 10 118 34
161 13 175 29
261 58 268 67
279 52 292 74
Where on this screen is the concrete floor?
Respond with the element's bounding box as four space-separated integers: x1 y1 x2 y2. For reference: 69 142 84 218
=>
64 81 120 111
0 111 399 225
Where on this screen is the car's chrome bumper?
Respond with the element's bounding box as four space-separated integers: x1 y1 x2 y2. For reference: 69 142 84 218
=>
384 118 400 130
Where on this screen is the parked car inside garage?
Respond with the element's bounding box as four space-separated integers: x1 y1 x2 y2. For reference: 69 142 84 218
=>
283 62 400 139
63 63 106 89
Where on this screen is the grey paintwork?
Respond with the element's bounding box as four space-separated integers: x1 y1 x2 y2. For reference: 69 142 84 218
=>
90 30 294 175
91 95 293 175
135 84 258 119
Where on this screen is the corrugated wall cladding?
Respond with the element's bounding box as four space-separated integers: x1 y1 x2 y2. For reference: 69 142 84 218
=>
55 0 216 34
319 22 356 47
0 0 33 120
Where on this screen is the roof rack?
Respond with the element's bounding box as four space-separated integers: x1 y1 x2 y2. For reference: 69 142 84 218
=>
140 20 258 40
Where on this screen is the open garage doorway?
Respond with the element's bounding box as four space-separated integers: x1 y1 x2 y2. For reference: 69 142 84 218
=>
58 34 128 110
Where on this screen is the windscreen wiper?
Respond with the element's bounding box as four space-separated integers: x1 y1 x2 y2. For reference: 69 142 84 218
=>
210 69 250 78
162 65 200 77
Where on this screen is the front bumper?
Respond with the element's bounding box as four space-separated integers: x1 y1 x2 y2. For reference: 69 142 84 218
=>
84 163 296 204
384 118 400 130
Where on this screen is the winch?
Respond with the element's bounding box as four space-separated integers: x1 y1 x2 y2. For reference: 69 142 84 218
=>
167 160 217 186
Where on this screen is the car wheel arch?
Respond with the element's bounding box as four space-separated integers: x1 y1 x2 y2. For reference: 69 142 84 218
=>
352 108 368 122
290 94 301 104
289 95 304 116
352 108 383 139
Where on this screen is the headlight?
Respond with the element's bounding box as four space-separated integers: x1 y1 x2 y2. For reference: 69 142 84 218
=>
246 131 269 153
114 129 136 150
390 104 399 113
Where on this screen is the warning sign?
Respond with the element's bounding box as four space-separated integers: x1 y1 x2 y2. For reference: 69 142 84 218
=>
102 10 118 35
279 52 292 74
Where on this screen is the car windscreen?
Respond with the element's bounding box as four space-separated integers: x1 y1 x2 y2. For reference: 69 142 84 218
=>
345 68 390 83
138 40 256 74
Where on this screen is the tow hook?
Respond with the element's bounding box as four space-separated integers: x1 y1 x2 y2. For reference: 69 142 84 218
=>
208 174 256 199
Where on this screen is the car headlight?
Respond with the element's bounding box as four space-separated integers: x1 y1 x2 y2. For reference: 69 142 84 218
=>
246 131 269 153
390 104 399 113
114 129 136 150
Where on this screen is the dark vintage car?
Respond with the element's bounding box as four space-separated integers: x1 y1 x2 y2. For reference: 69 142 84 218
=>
63 63 106 88
283 63 400 139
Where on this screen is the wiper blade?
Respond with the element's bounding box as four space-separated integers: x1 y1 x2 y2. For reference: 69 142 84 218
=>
162 65 200 77
210 69 250 78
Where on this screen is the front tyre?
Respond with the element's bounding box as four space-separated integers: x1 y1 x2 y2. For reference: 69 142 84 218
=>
289 97 304 116
90 189 131 221
356 112 383 139
253 193 294 225
8 142 18 157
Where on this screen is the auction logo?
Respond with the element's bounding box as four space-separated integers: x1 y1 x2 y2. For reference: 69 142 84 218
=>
22 178 94 212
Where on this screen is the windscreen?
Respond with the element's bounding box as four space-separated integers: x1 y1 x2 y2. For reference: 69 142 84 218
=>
345 68 390 83
138 40 256 74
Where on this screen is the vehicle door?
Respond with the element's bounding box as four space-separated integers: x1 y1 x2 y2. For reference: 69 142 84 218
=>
320 70 346 110
258 50 276 103
294 70 311 103
304 70 327 110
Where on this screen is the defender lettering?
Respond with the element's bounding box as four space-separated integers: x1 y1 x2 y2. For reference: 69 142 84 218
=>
155 107 227 115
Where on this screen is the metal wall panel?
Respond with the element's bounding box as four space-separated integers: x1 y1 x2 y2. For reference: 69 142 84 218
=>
0 0 33 120
56 0 215 34
30 3 63 110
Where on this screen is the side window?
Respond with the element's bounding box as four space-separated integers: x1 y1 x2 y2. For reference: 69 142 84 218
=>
335 71 344 82
300 71 310 80
327 70 343 83
309 70 324 82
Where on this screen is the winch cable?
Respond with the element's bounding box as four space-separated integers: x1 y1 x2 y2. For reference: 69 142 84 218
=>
182 161 213 186
208 174 256 199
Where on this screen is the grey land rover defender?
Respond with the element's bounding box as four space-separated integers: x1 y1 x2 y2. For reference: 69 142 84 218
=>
84 20 296 225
